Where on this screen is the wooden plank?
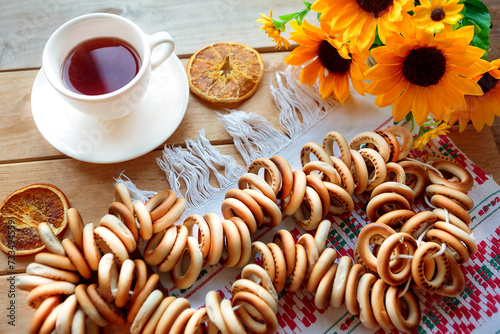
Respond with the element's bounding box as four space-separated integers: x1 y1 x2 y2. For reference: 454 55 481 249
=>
0 52 288 163
0 0 308 71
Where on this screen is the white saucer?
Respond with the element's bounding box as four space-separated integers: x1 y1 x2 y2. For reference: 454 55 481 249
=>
31 54 189 163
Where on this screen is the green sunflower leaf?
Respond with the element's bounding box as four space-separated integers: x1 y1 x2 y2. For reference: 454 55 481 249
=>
460 0 491 58
278 13 297 22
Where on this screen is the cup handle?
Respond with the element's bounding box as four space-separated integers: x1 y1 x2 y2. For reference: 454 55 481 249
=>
148 32 175 71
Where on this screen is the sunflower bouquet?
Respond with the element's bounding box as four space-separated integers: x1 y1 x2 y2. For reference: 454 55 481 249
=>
257 0 496 149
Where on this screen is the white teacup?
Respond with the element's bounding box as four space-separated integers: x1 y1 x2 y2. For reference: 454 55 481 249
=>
42 13 175 120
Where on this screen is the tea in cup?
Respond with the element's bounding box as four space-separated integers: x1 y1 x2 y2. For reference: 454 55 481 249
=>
42 13 175 120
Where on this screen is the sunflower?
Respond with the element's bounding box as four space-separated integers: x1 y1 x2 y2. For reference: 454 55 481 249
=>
365 24 491 126
257 9 291 49
284 20 369 103
310 0 414 52
413 0 464 33
413 122 451 151
448 59 500 132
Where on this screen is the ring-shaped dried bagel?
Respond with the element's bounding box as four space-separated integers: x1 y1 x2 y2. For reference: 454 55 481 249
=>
26 262 80 284
314 262 337 309
238 173 277 204
248 157 282 196
323 131 352 168
221 197 258 234
272 230 296 278
267 242 287 293
433 220 477 255
141 296 176 334
74 284 109 327
126 273 160 323
152 197 186 234
428 160 474 193
376 232 417 286
37 222 66 256
375 130 400 163
375 209 416 229
130 289 164 334
157 225 188 272
225 188 264 228
302 160 342 185
358 148 387 191
297 233 320 275
425 228 470 263
62 238 92 280
385 162 406 183
204 291 229 334
219 219 242 268
293 186 324 231
242 188 282 228
370 279 395 330
93 226 129 265
128 259 148 307
355 223 397 273
400 211 438 238
306 174 331 218
307 248 337 293
356 273 379 329
398 160 428 198
145 189 177 222
156 297 190 334
16 275 57 292
55 293 78 334
288 243 308 292
350 131 391 163
345 264 366 315
108 201 138 240
349 149 369 194
269 155 294 200
314 219 332 253
219 298 246 334
115 259 135 308
170 308 198 333
29 295 61 334
433 208 471 233
86 283 126 326
366 193 411 223
436 253 466 297
426 184 474 211
34 252 76 272
233 291 278 334
430 194 471 224
67 208 84 251
383 126 413 160
82 223 101 271
323 181 354 216
330 156 355 195
99 214 136 253
282 170 307 216
411 242 449 291
144 225 177 266
371 181 415 207
114 183 134 214
228 216 253 268
184 307 210 333
300 141 333 167
38 303 62 334
133 200 153 240
420 153 459 165
241 263 278 302
182 214 211 258
385 286 421 333
204 213 224 265
251 241 276 283
330 255 353 308
231 278 278 314
98 253 119 303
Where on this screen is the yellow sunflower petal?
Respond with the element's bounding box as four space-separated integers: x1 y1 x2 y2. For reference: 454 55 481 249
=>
284 47 320 66
300 58 323 86
374 78 408 107
393 84 416 121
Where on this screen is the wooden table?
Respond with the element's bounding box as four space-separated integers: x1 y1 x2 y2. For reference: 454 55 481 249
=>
1 1 499 333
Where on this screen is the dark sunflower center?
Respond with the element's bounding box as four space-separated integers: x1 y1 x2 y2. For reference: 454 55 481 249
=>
402 47 446 87
431 8 446 21
355 0 394 18
317 40 352 74
477 72 499 94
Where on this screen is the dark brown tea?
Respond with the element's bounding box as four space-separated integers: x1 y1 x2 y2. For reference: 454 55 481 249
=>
62 37 141 95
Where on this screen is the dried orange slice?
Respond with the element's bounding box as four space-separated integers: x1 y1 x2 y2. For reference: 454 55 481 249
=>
0 184 70 256
186 42 265 104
